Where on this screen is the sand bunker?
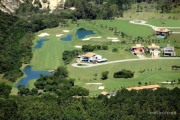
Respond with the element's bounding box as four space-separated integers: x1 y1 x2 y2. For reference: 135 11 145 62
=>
112 39 120 42
63 30 70 32
98 86 105 90
75 45 82 48
38 33 49 37
56 34 63 37
82 36 101 41
86 83 102 85
107 37 118 40
70 7 76 10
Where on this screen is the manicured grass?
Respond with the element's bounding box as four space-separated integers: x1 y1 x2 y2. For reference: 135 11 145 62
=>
67 59 180 95
31 20 136 70
146 19 180 27
168 28 180 32
27 79 36 89
160 83 180 89
94 20 154 38
31 35 74 70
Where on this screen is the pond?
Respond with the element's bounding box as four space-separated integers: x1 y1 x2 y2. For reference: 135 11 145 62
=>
34 38 49 48
60 34 72 41
76 28 95 39
14 65 52 88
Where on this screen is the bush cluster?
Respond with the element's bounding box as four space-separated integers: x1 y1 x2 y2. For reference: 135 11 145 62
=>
114 69 134 78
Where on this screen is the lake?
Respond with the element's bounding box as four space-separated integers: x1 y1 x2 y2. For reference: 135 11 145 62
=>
34 38 49 48
76 28 95 39
14 65 52 88
60 34 72 41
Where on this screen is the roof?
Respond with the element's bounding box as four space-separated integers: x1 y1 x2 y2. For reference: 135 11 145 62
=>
147 44 160 49
101 91 108 95
155 28 170 32
163 44 174 50
82 52 96 57
132 44 144 48
126 84 160 91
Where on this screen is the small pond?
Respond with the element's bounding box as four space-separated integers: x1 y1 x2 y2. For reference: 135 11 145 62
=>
34 38 49 48
60 34 72 41
76 28 95 39
14 65 52 88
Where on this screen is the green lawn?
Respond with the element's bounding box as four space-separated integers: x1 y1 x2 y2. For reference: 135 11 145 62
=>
27 79 36 89
67 59 180 95
168 28 180 32
94 20 154 38
146 19 180 27
31 20 136 70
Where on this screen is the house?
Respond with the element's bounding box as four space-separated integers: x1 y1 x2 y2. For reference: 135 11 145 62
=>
131 44 144 55
146 44 160 58
162 44 176 56
101 91 108 95
155 28 170 36
101 91 116 98
77 52 107 63
126 84 160 91
81 52 97 62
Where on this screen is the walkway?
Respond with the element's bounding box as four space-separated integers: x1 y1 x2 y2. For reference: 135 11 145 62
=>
129 20 180 34
71 57 180 68
136 54 146 59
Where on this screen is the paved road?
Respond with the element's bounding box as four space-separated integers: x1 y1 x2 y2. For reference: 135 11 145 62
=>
129 20 180 34
71 57 180 68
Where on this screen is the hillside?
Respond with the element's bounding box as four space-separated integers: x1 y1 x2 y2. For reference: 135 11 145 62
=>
0 0 67 14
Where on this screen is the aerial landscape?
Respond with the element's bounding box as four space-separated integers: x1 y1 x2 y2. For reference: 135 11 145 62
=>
0 0 180 119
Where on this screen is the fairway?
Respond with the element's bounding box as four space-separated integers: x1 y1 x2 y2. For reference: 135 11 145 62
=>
67 59 180 95
146 20 180 27
95 20 154 38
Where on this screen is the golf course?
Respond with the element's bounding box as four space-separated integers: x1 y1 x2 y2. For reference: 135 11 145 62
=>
8 18 177 95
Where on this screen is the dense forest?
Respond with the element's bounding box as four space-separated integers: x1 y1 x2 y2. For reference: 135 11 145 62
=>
0 11 60 81
0 81 180 119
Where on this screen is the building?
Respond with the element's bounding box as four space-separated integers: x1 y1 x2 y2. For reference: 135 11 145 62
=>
81 52 97 62
126 84 160 91
131 44 144 55
146 44 160 58
162 44 175 56
101 91 116 98
155 28 170 36
77 52 107 63
101 91 108 95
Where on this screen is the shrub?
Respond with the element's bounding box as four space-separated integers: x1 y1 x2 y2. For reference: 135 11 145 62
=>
114 69 134 78
102 45 108 50
101 71 109 80
112 48 118 52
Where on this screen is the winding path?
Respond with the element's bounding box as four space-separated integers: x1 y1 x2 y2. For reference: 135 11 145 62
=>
129 20 180 34
72 57 180 68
